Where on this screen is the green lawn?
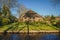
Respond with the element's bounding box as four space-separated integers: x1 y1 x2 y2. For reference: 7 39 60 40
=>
0 25 9 31
0 23 59 32
24 25 57 31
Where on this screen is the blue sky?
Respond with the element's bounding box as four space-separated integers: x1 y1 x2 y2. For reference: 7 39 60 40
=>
12 0 60 17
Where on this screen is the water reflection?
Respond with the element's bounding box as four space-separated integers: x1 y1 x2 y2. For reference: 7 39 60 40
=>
9 34 21 40
0 35 3 40
39 34 59 40
25 35 33 40
0 33 60 40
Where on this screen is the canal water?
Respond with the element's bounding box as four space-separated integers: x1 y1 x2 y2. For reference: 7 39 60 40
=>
0 32 60 40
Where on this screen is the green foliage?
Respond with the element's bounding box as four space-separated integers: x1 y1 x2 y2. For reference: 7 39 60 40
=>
0 0 18 8
2 4 11 17
44 15 51 21
51 15 56 20
0 18 2 26
2 18 10 25
9 16 17 23
0 4 17 26
55 20 60 27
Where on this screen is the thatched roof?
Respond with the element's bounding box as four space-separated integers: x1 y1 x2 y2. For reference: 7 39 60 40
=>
20 10 43 18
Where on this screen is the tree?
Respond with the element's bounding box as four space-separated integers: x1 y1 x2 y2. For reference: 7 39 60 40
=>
50 15 58 26
1 4 17 25
56 20 60 27
44 15 51 21
17 4 28 18
2 4 11 18
0 0 18 26
0 8 2 26
0 0 18 8
51 15 56 20
9 16 17 23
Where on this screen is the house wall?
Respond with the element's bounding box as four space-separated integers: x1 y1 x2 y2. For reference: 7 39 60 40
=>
19 17 43 22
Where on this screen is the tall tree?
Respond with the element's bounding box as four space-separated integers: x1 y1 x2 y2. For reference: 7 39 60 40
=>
17 4 28 18
2 4 11 17
2 4 17 24
0 0 18 8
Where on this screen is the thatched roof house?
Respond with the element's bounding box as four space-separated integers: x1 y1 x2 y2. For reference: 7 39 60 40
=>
19 10 43 22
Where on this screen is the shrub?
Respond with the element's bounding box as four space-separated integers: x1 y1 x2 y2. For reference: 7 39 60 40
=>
2 18 10 25
56 20 60 27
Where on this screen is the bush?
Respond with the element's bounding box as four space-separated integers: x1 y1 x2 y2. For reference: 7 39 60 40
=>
56 21 60 27
2 18 10 25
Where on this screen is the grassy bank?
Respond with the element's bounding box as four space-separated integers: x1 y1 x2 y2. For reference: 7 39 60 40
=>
0 22 60 32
